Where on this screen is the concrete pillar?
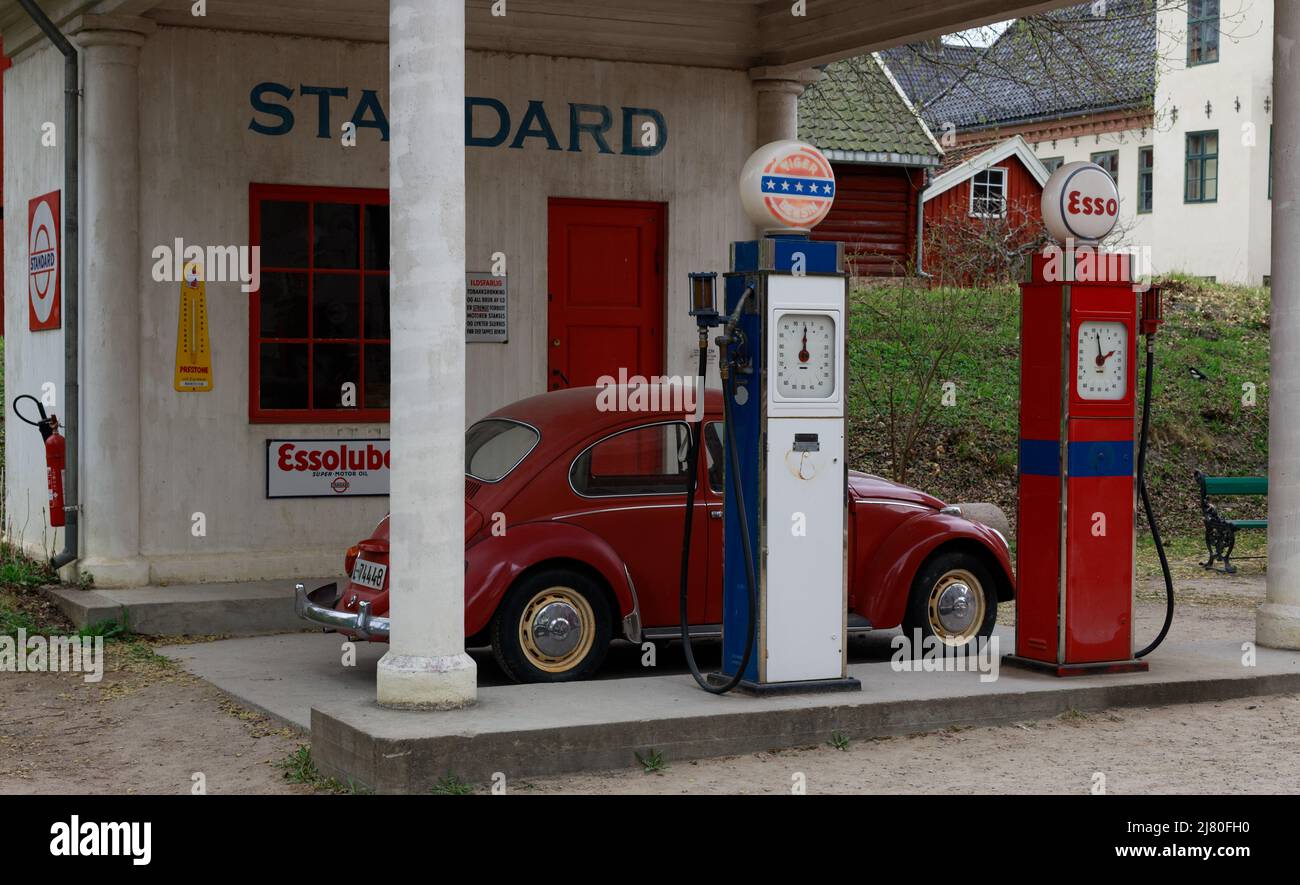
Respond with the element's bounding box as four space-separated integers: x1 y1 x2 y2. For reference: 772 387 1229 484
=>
1259 0 1300 649
70 16 155 588
750 66 822 145
377 0 477 708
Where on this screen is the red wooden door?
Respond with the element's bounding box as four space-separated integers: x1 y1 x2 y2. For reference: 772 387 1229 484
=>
547 199 665 391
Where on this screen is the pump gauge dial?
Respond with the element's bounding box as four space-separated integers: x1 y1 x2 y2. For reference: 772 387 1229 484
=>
1076 320 1128 400
775 313 836 399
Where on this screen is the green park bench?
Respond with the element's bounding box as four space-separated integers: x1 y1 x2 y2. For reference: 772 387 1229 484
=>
1195 470 1267 574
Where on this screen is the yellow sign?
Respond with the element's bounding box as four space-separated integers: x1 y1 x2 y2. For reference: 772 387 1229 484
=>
174 263 213 392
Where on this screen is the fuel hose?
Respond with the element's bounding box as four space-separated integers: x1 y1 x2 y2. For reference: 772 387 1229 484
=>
678 295 758 694
1136 340 1174 658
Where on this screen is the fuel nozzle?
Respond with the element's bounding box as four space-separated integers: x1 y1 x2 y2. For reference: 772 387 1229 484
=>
1140 284 1163 338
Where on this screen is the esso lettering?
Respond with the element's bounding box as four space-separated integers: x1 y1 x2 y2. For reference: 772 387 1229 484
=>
1067 190 1118 217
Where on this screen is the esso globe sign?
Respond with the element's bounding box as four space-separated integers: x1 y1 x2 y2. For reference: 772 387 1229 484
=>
739 140 837 234
1041 161 1119 243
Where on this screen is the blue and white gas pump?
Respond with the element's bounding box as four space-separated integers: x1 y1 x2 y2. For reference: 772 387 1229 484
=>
679 141 860 695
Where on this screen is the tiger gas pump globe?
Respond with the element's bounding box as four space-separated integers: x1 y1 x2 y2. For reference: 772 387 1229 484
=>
679 140 859 694
1008 161 1169 676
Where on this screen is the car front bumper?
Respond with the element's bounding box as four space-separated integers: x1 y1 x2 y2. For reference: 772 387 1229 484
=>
294 581 391 640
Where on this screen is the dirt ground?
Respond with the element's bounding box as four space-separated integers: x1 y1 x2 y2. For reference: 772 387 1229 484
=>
0 563 1292 795
0 641 311 795
521 570 1300 795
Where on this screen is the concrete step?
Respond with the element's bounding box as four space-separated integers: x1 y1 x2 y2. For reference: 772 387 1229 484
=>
44 577 340 636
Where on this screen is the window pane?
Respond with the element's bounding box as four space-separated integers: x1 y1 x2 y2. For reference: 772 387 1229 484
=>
364 275 390 339
570 424 690 496
314 203 360 269
1204 177 1217 201
313 274 361 339
312 343 361 408
364 204 390 271
259 272 308 338
364 344 390 409
260 343 309 409
260 201 309 268
1204 134 1218 154
704 422 724 493
466 420 539 482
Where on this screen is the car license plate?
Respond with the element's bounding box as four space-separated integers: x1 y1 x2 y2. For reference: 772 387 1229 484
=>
351 558 388 591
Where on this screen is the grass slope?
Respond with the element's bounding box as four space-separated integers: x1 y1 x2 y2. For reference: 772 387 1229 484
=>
847 275 1270 541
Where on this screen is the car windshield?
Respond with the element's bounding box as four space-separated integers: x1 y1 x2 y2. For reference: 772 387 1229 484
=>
465 419 539 482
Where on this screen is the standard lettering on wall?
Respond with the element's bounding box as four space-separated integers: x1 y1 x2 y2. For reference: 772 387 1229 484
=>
249 82 666 156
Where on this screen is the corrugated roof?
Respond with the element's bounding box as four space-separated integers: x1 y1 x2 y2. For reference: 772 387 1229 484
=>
798 55 942 165
882 0 1156 132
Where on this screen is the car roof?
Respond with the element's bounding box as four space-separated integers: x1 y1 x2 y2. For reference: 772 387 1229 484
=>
480 385 723 455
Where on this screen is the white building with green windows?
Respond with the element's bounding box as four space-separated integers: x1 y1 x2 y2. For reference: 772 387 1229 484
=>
883 0 1274 285
1151 0 1274 285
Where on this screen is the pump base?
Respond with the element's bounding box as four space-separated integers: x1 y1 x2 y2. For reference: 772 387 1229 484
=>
707 673 862 695
1002 654 1149 678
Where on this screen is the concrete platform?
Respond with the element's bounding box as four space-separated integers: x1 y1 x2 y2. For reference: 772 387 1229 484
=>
47 577 338 636
158 627 1300 793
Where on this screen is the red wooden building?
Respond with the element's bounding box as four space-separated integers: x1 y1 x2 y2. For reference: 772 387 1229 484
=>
921 135 1050 285
798 55 941 277
922 135 1048 225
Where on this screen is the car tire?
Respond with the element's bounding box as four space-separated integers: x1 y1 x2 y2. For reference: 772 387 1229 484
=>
902 550 997 648
491 568 613 683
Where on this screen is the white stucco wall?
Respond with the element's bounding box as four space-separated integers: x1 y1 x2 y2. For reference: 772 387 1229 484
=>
1030 127 1154 251
3 44 69 563
1152 0 1273 284
5 26 757 583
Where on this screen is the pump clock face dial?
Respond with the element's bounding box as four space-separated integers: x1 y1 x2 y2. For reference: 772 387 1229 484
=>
1076 320 1128 400
775 313 836 398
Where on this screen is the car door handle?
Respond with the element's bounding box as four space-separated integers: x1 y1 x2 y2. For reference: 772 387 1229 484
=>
709 509 723 520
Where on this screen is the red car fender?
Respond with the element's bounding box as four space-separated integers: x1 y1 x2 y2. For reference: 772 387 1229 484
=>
464 520 637 638
856 513 1015 629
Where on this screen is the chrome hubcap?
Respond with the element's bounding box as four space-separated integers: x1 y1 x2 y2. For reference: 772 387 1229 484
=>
530 600 583 658
936 582 977 635
927 568 986 645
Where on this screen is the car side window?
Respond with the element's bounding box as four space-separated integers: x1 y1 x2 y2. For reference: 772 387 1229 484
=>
571 422 691 497
703 422 724 493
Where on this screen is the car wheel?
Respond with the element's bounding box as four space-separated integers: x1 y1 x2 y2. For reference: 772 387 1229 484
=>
491 569 613 683
902 551 997 648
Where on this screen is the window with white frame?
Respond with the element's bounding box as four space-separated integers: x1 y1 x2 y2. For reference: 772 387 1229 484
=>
969 167 1007 217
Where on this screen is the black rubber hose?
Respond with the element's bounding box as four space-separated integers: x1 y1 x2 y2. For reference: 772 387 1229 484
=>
678 332 758 694
1136 340 1174 658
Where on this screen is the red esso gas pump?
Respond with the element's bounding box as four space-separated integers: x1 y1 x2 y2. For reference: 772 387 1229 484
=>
13 395 67 528
1007 161 1172 676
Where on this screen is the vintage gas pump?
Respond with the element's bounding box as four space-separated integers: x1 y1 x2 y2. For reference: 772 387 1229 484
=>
1008 161 1172 676
679 141 859 694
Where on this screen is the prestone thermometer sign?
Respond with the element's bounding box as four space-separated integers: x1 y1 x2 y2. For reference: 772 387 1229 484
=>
174 263 213 391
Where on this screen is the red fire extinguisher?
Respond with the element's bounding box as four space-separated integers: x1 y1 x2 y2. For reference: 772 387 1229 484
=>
13 395 66 527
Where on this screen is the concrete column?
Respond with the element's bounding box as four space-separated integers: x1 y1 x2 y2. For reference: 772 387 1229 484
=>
69 16 155 588
1260 1 1300 648
377 0 477 709
750 66 822 145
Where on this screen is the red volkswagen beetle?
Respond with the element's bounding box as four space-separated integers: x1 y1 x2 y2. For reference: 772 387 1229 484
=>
296 386 1014 683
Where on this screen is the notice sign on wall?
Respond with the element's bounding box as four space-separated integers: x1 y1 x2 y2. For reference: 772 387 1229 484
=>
28 191 61 331
266 439 390 498
466 273 507 342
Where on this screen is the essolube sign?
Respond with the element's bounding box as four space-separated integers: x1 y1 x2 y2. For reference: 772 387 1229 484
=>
249 82 666 156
